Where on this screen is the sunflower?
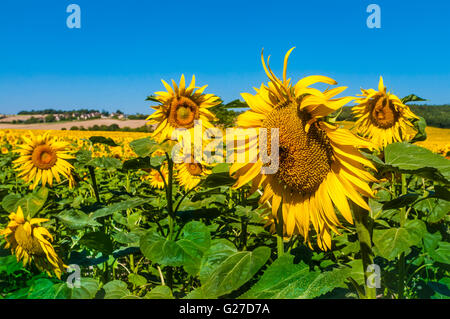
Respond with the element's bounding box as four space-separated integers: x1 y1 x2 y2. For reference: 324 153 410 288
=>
146 75 221 142
230 48 378 250
13 131 75 189
0 206 67 279
142 165 169 189
352 76 419 148
175 154 212 191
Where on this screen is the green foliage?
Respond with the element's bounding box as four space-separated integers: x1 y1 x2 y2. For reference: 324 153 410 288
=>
210 100 246 128
373 220 427 260
384 142 450 183
186 246 271 299
240 255 355 299
0 108 448 300
140 221 211 275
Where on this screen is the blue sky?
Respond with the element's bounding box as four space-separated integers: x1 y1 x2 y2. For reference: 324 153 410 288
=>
0 0 449 114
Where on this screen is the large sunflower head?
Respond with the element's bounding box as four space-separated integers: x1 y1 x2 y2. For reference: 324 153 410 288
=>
352 76 419 148
146 75 221 142
0 206 67 279
175 153 212 191
230 48 378 250
13 131 75 189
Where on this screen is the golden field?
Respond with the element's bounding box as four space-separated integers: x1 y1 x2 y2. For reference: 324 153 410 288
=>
0 129 151 159
1 124 449 159
340 121 450 158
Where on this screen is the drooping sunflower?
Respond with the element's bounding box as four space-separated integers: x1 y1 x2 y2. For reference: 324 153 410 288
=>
142 165 169 189
230 48 378 250
0 206 67 279
13 131 75 189
146 75 221 142
175 154 212 191
352 76 419 148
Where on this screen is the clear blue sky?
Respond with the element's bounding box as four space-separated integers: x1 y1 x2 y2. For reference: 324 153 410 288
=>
0 0 449 114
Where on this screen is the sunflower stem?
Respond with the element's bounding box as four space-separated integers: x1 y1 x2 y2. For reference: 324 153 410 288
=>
88 166 101 203
164 153 175 289
397 173 408 299
352 202 376 299
167 157 175 241
276 205 284 257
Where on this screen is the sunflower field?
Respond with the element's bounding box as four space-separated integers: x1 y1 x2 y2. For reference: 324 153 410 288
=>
0 49 449 300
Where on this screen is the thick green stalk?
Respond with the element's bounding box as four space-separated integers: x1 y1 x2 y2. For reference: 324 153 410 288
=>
88 166 101 203
166 158 174 241
397 173 408 299
163 153 175 289
240 217 248 251
352 203 376 299
276 206 284 257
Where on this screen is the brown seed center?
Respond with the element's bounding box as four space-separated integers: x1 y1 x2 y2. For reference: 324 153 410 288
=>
370 96 398 129
168 96 199 128
262 102 333 194
31 144 57 170
185 162 203 176
14 225 45 255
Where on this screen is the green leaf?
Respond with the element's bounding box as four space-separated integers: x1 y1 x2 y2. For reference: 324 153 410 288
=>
79 232 114 255
199 239 237 283
112 229 144 245
150 155 166 168
384 142 450 183
382 193 419 210
18 187 49 218
27 278 58 299
144 285 174 299
53 278 100 299
212 163 231 174
361 151 387 169
75 150 93 165
190 187 225 202
129 138 158 157
146 95 159 102
186 246 271 299
433 185 450 201
410 116 427 143
427 278 450 299
423 231 442 254
240 255 353 299
87 156 122 169
429 242 450 265
413 198 450 223
122 157 152 171
128 273 147 287
373 219 427 260
1 193 21 213
2 188 49 218
89 136 119 147
202 172 236 188
102 280 131 299
140 221 211 275
0 255 24 275
401 94 426 104
57 209 102 230
90 198 146 219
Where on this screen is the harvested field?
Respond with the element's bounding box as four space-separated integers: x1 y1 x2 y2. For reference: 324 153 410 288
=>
0 118 147 130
